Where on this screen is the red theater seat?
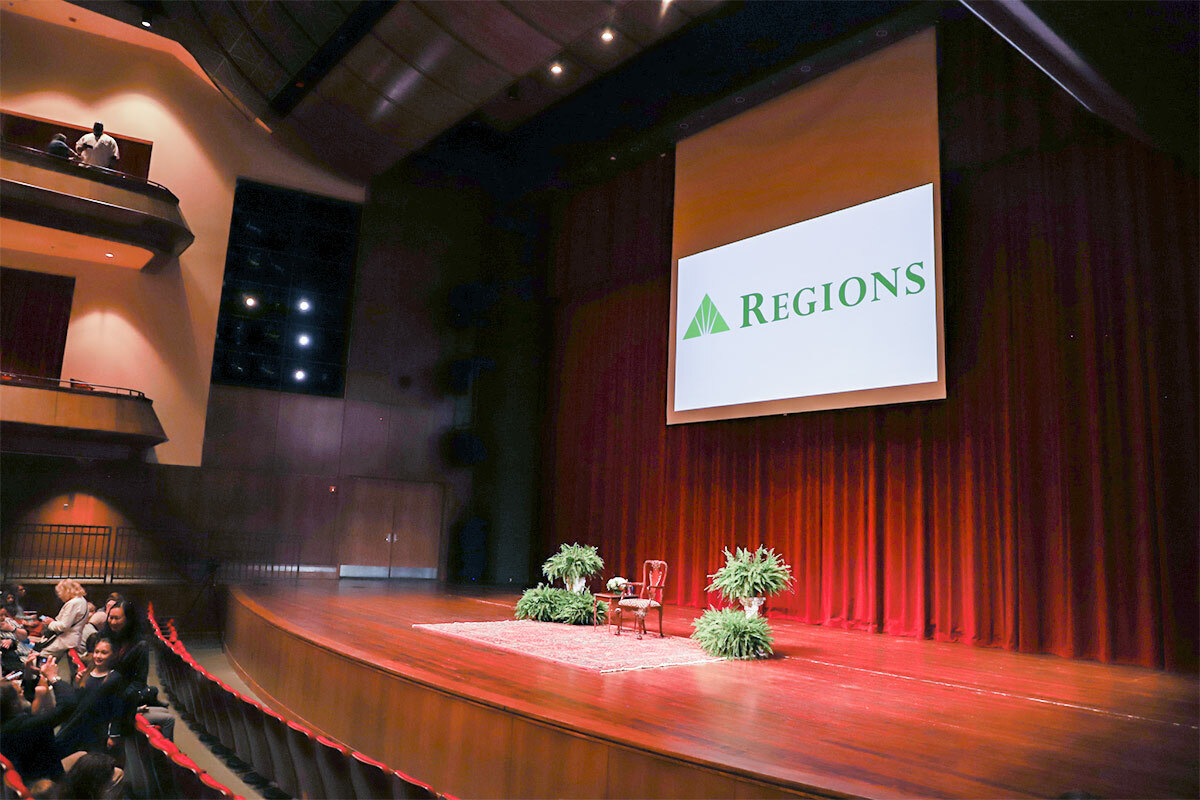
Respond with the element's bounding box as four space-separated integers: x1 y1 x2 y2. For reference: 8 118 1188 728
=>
314 735 356 799
285 720 326 799
261 708 300 797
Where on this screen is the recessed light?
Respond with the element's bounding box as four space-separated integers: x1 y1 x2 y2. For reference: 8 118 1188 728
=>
244 296 258 308
600 28 614 43
297 334 311 347
105 252 114 258
294 370 306 381
297 299 311 311
549 62 563 76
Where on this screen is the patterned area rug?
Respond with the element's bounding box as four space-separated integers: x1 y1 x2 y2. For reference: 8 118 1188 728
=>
413 619 722 673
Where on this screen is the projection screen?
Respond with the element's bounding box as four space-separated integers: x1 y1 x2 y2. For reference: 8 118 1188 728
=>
668 29 944 424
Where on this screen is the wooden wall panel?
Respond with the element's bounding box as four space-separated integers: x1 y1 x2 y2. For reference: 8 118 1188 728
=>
201 385 279 470
390 481 443 569
508 718 610 799
606 748 744 800
274 393 344 474
337 477 395 568
386 403 447 477
339 399 393 477
275 474 340 566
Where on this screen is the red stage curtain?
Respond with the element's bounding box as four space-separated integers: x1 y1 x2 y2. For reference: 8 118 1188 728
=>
541 18 1198 671
0 267 75 378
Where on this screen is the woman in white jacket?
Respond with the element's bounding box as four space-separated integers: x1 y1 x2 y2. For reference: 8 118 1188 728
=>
39 579 88 664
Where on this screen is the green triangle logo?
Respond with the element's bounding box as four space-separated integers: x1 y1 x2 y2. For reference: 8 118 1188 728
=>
683 294 730 340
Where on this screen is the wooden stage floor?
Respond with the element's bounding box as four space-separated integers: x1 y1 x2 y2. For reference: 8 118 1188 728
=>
227 582 1198 800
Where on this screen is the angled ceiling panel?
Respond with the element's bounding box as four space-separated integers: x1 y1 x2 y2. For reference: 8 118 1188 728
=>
414 1 559 75
504 1 614 44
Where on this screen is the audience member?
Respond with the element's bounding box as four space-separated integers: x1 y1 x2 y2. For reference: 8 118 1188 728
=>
97 599 173 739
38 581 88 666
74 122 119 169
56 752 122 800
54 638 129 757
0 658 77 782
3 584 25 616
26 778 56 799
46 133 76 160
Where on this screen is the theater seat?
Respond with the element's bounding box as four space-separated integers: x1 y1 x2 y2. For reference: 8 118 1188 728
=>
261 708 300 797
285 720 326 799
238 698 275 781
349 750 394 799
314 735 355 799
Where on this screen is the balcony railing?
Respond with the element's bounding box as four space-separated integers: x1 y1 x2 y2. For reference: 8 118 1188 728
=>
1 524 303 584
0 140 194 272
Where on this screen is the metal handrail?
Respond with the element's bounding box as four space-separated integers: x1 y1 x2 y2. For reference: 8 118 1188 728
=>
0 371 148 399
0 139 179 203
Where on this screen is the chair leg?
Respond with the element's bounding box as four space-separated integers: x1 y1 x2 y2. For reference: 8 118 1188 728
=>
657 605 664 637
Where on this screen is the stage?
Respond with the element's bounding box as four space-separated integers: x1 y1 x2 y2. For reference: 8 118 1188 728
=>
222 582 1198 799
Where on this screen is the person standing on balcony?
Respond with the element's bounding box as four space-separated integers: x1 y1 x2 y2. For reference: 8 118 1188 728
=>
74 122 119 169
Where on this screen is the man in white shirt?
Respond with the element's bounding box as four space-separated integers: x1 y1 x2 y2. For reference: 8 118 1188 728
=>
75 121 119 169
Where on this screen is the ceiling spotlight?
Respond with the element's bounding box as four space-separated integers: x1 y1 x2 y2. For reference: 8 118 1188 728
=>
294 370 306 381
600 28 614 43
105 252 114 258
244 296 258 308
297 299 310 311
140 9 152 27
549 62 563 76
297 334 311 347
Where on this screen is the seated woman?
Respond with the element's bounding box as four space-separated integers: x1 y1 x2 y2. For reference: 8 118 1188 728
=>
96 599 174 739
0 657 77 783
38 580 89 670
54 637 131 758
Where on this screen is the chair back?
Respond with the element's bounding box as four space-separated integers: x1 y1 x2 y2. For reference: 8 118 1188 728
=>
642 560 667 604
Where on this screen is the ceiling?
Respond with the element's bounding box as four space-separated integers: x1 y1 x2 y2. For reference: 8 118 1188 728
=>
67 0 1200 186
74 0 726 182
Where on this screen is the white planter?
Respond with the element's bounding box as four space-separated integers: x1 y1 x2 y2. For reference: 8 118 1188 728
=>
568 576 587 593
740 596 765 618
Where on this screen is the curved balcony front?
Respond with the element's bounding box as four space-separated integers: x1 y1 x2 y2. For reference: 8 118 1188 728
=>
0 142 194 272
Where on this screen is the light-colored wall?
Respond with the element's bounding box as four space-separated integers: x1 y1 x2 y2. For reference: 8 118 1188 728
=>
0 6 364 465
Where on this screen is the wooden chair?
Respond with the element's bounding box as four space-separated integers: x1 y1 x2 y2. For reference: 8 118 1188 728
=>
617 560 667 639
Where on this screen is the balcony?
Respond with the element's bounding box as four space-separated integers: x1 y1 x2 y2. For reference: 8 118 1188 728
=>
1 372 167 459
0 141 194 272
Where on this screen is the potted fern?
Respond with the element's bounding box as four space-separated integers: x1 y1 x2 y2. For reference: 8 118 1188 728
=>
707 546 794 618
542 542 604 594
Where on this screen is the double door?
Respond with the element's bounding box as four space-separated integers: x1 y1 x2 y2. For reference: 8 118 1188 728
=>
337 477 443 579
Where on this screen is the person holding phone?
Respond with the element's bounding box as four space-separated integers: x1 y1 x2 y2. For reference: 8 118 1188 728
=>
0 657 77 782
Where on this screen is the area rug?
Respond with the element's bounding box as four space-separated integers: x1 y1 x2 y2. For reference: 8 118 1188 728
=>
413 620 722 673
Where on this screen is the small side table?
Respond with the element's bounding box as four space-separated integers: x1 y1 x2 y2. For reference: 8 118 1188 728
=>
593 593 623 633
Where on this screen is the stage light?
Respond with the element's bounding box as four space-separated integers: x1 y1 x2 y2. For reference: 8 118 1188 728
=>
244 296 258 308
297 299 311 312
294 369 306 381
297 334 311 347
549 62 563 76
140 9 152 27
600 28 614 43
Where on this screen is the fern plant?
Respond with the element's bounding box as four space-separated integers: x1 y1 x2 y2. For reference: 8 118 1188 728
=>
541 543 604 593
556 590 606 625
514 584 561 622
690 608 774 659
514 585 607 625
706 546 794 605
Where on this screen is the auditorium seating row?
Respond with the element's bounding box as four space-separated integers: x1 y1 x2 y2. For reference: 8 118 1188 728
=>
0 660 240 800
67 648 242 799
147 604 448 800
